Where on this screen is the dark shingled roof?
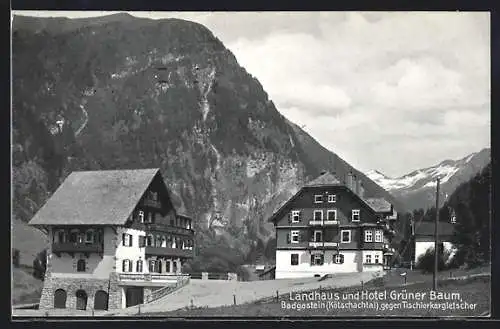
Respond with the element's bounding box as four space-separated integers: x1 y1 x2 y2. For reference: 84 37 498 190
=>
415 221 455 237
29 168 161 226
363 198 392 213
305 172 342 187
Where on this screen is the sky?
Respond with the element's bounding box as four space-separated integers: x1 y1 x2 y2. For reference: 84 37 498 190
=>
13 11 491 177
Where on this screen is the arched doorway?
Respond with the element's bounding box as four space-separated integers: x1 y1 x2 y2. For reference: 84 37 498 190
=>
54 289 67 308
75 290 88 310
94 290 109 310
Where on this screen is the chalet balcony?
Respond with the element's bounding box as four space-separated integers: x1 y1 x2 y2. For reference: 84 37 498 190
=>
308 241 339 249
142 199 162 209
52 242 103 255
308 220 339 226
145 246 193 259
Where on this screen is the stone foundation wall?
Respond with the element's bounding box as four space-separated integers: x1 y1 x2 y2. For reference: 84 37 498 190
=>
39 272 122 310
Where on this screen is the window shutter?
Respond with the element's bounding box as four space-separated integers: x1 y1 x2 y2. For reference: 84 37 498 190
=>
128 260 133 272
122 260 126 272
340 254 344 264
122 233 126 246
129 235 133 247
288 213 292 224
320 254 324 265
310 254 314 265
286 233 290 244
298 211 301 222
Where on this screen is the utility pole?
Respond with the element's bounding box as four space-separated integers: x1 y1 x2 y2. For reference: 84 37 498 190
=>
433 178 440 291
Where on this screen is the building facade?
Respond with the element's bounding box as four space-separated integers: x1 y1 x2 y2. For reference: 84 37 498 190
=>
269 171 397 279
28 168 194 311
413 221 456 266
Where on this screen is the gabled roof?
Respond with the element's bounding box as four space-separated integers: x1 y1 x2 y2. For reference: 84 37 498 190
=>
29 168 162 226
305 172 342 187
268 171 393 223
415 221 455 237
363 198 393 213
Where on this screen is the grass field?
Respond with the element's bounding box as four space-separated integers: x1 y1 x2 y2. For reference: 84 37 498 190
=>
146 275 490 318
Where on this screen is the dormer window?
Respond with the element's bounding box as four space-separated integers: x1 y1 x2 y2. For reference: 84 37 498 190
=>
314 195 323 203
328 194 336 203
352 209 360 222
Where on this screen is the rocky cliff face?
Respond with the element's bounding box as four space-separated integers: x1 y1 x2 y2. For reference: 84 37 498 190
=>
12 14 403 270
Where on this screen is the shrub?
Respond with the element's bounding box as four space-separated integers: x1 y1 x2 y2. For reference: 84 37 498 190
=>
416 244 449 273
32 249 47 281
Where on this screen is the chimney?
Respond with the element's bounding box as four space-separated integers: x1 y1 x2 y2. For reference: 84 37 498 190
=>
358 179 364 197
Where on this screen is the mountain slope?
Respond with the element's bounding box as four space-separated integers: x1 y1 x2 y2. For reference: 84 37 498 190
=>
12 14 404 271
367 148 490 211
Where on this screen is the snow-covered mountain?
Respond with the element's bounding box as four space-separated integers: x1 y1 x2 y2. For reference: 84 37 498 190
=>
367 148 490 211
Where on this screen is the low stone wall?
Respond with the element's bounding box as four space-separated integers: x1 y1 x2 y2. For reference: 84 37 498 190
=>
39 272 121 310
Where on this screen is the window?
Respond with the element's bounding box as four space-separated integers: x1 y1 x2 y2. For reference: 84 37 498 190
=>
314 230 323 242
365 230 373 242
375 230 383 242
149 260 156 273
122 259 132 272
365 254 372 264
136 260 143 272
311 254 324 266
122 233 133 247
146 235 153 247
148 260 162 273
69 231 78 243
314 195 323 203
85 230 94 243
291 210 301 223
291 231 300 243
138 211 144 223
77 259 86 272
333 254 344 264
57 231 66 243
341 230 351 243
351 209 360 222
313 210 323 221
328 194 336 203
139 236 146 248
145 212 153 224
166 261 171 273
77 233 85 244
291 254 299 266
155 235 163 247
327 210 337 221
374 254 380 264
151 191 158 201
